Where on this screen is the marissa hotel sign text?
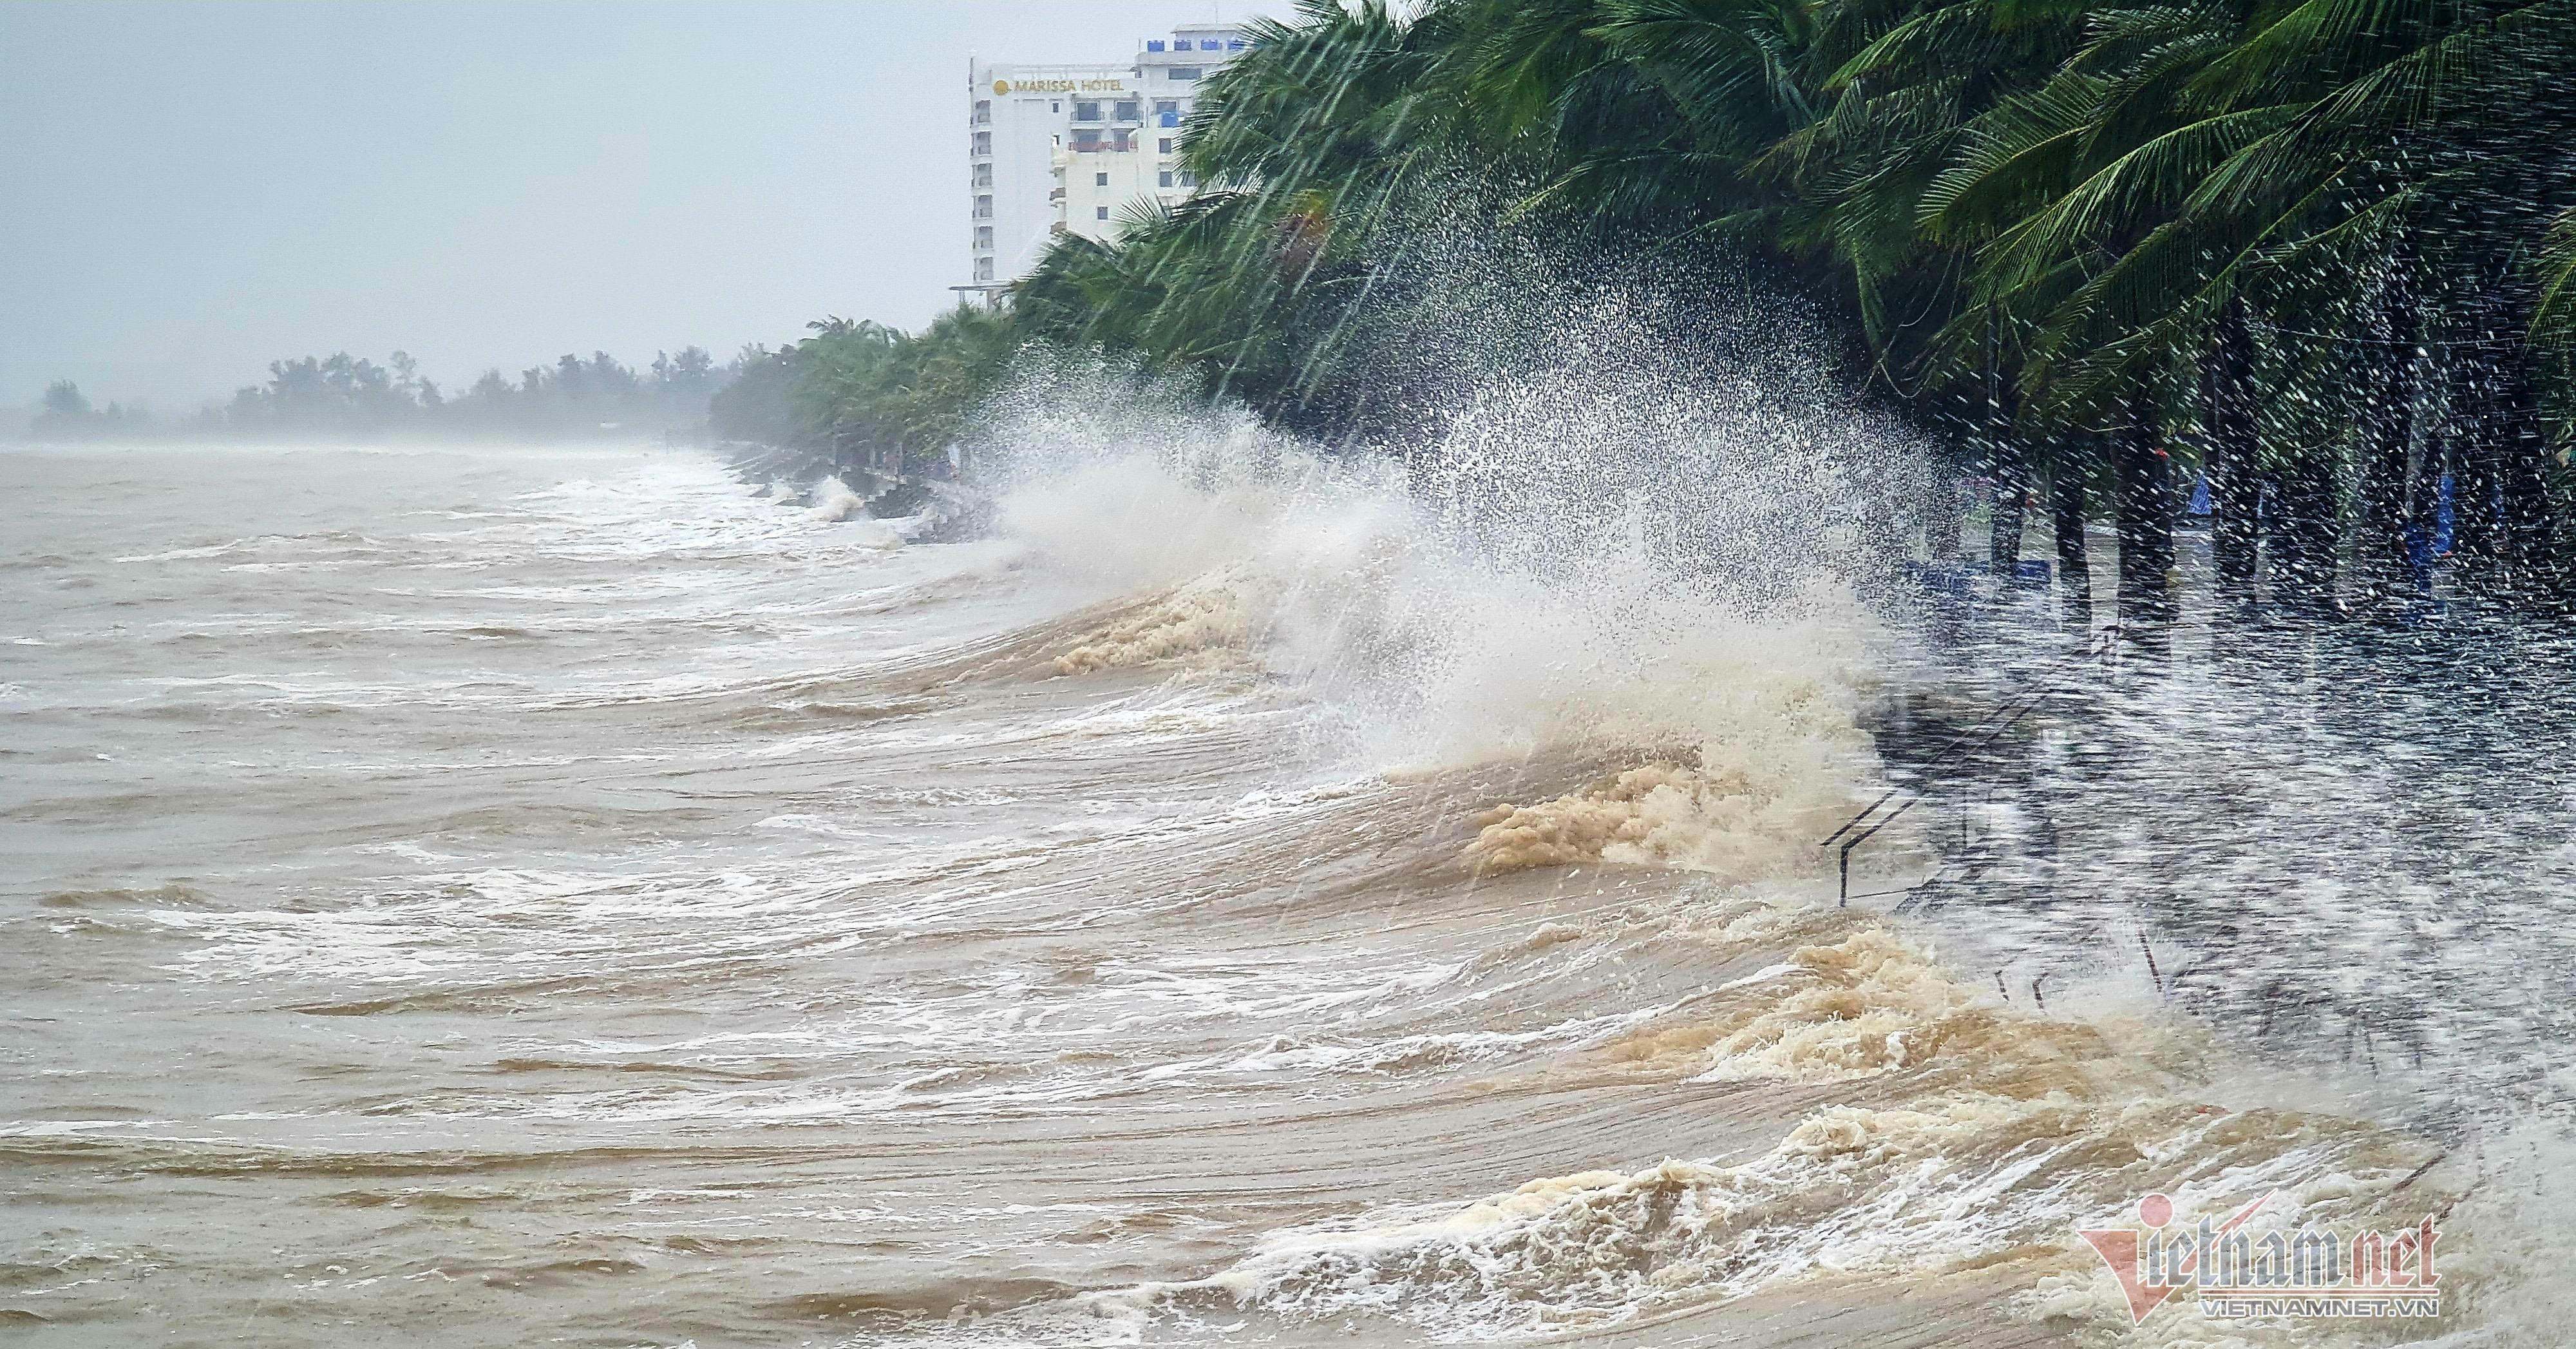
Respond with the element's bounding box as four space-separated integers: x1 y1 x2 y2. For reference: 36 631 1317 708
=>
992 79 1131 94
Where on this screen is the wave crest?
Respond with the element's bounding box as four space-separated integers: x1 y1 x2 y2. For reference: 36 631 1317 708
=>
1050 580 1253 675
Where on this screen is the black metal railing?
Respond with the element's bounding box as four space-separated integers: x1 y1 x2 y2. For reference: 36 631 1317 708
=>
1819 624 2124 905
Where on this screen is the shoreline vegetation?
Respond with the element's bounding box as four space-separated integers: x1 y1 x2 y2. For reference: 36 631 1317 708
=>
725 0 2576 629
25 0 2576 627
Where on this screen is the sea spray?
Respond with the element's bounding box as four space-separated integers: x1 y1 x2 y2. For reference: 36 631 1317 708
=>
888 365 2564 1346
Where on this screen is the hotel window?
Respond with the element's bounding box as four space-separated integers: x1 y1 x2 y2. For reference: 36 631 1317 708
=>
1155 100 1179 128
974 225 992 250
1158 170 1173 187
1179 170 1197 187
972 163 991 187
1147 39 1166 51
1072 129 1101 151
974 256 994 281
1074 100 1101 121
1169 67 1200 81
1115 100 1139 122
971 131 990 155
1094 171 1108 186
973 195 992 219
1158 137 1173 154
972 100 990 125
1200 39 1221 50
1095 206 1109 220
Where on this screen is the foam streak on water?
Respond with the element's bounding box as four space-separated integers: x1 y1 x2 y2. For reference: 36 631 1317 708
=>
0 439 2559 1348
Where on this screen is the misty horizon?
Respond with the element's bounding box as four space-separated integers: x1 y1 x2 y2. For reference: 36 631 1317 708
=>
1 0 1286 417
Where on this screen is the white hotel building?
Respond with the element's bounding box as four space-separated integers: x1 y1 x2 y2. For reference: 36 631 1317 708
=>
964 23 1247 293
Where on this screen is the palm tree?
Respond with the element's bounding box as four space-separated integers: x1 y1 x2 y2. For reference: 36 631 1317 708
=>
1007 0 1470 440
952 0 2576 621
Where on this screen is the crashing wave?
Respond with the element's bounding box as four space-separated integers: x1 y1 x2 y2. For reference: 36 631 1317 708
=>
1049 578 1254 675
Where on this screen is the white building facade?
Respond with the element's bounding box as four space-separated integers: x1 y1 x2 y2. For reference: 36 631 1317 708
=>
965 23 1246 295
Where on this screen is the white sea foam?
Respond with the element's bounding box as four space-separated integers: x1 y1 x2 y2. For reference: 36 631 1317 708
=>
808 476 868 522
981 386 1897 895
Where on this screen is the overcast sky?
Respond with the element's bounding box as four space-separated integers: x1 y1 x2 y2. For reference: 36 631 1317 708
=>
0 0 1293 412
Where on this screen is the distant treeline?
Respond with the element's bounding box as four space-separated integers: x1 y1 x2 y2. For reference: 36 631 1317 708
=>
23 347 740 442
28 381 149 439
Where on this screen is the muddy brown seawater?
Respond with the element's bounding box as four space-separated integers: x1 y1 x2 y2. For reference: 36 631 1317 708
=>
0 443 2541 1347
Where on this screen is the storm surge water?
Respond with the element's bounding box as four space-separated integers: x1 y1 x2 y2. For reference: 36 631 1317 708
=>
0 387 2566 1346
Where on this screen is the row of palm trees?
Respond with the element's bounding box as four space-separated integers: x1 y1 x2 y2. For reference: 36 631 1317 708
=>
994 0 2576 620
712 307 1018 484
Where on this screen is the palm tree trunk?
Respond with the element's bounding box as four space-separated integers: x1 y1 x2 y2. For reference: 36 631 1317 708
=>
2450 277 2517 601
2113 405 2176 635
2496 329 2557 605
1985 306 2025 576
1990 455 2028 576
2448 409 2502 595
2441 258 2564 607
2050 437 2093 627
1926 454 1964 561
2353 253 2418 613
2206 291 2262 594
2270 435 2343 619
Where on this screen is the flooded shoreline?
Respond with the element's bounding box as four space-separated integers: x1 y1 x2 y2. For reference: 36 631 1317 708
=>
3 440 2563 1346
